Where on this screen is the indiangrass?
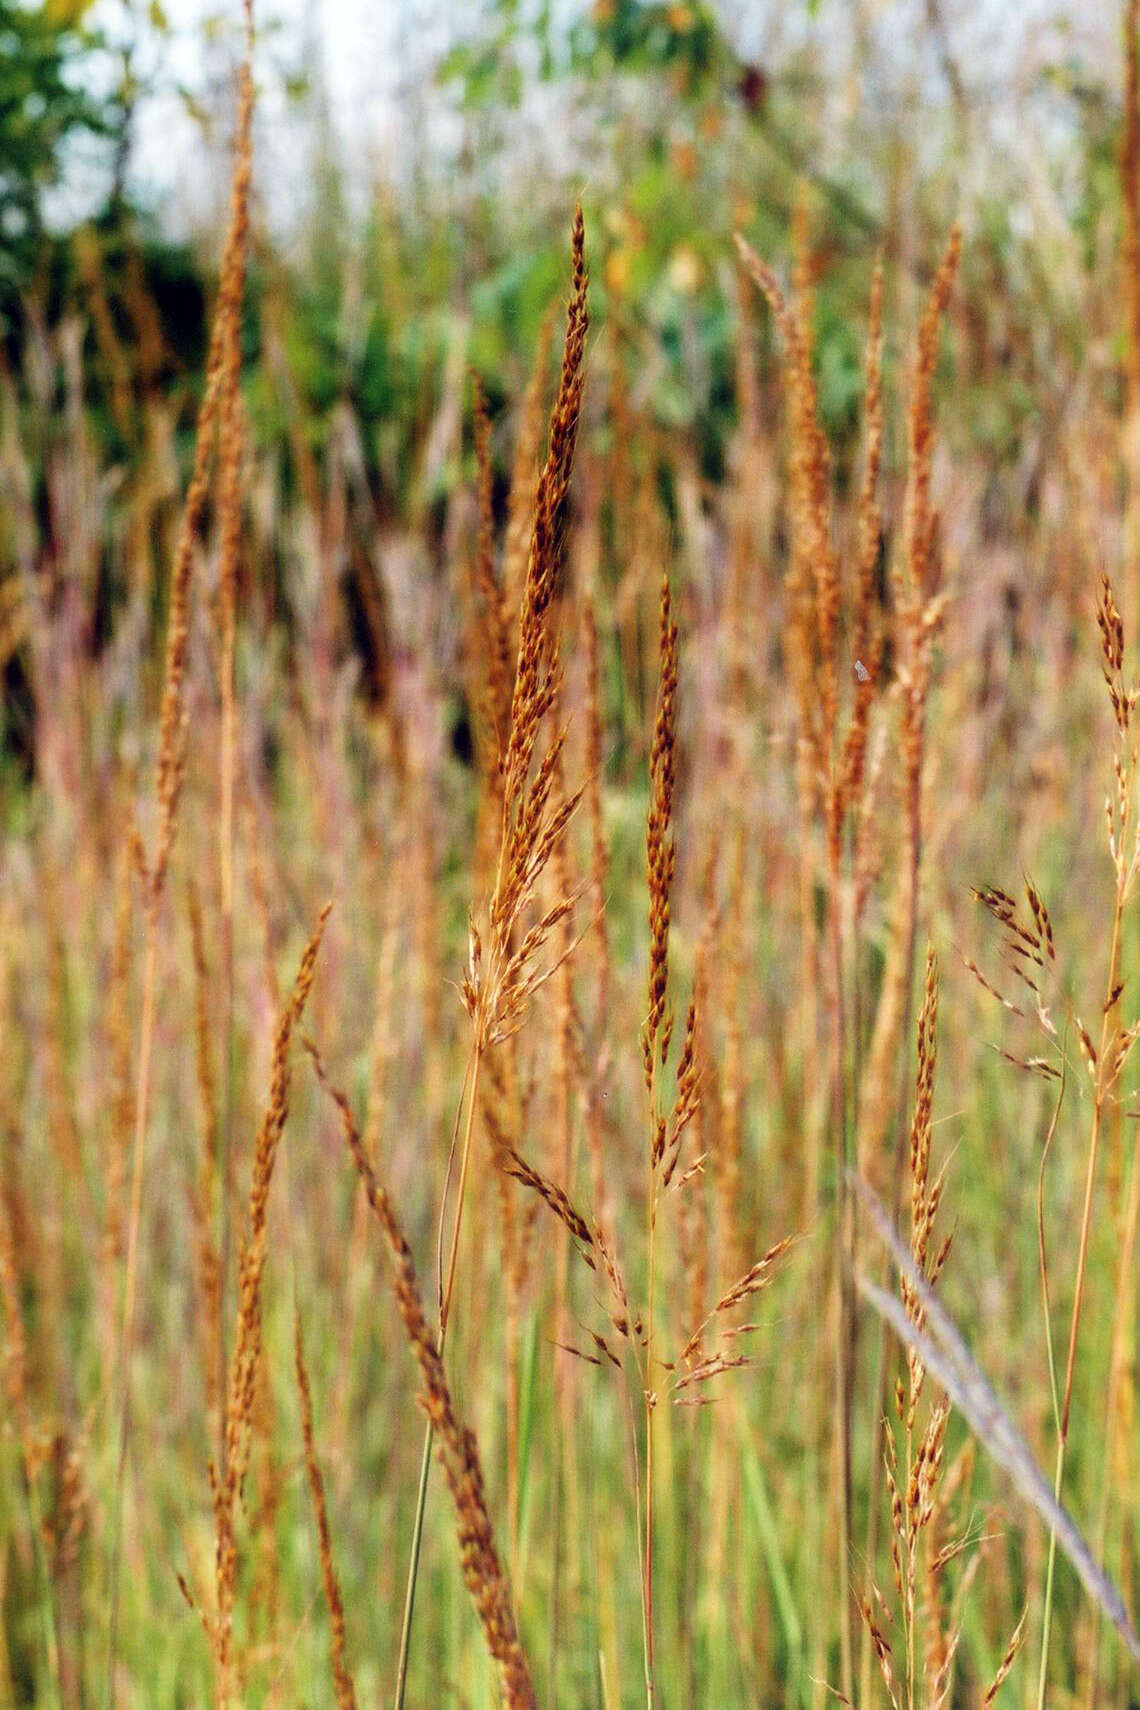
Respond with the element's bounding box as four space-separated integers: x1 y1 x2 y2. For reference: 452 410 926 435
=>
7 13 1140 1709
736 213 961 1706
103 7 255 1699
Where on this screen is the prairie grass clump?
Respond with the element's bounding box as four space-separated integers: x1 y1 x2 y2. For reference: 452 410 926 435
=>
856 951 1026 1710
967 572 1140 1705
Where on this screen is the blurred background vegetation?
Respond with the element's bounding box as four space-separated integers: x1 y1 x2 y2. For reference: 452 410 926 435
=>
0 0 1125 536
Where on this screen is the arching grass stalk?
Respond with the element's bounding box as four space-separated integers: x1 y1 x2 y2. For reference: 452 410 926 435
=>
310 1044 538 1710
640 567 679 1708
391 1045 478 1710
103 13 254 1702
1037 577 1136 1710
391 208 588 1710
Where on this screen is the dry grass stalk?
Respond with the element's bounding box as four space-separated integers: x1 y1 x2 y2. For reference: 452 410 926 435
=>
503 306 557 617
848 960 1030 1710
733 224 830 1196
500 1144 595 1256
467 349 587 1591
487 562 695 1707
1047 575 1136 1701
122 242 166 400
210 903 331 1708
497 563 794 1706
734 212 835 793
387 209 587 1710
892 951 955 1710
188 877 223 1426
107 19 256 1696
675 1236 796 1372
858 225 960 1179
737 217 896 1702
147 1 254 914
640 565 682 1707
973 574 1140 1699
293 1308 358 1710
307 1046 538 1710
643 569 679 1093
840 262 885 852
460 208 588 1063
725 262 765 709
215 142 252 1477
481 1037 536 1583
467 219 588 1044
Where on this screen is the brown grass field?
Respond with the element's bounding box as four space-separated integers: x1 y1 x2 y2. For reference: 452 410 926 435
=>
1 3 1139 1706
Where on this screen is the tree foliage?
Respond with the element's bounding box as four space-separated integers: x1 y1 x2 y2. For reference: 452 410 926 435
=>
0 0 116 294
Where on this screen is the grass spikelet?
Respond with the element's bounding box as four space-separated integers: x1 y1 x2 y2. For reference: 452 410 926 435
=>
676 1236 796 1367
467 207 589 1053
498 209 588 824
983 1608 1027 1707
500 1144 596 1259
841 260 885 824
503 305 557 616
643 569 678 1086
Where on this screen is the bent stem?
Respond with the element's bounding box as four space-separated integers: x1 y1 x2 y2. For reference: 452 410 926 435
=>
393 1424 435 1710
392 1042 483 1710
1036 898 1123 1710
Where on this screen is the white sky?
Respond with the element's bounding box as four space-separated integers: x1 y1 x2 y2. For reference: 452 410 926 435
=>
81 0 412 235
69 0 1119 242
